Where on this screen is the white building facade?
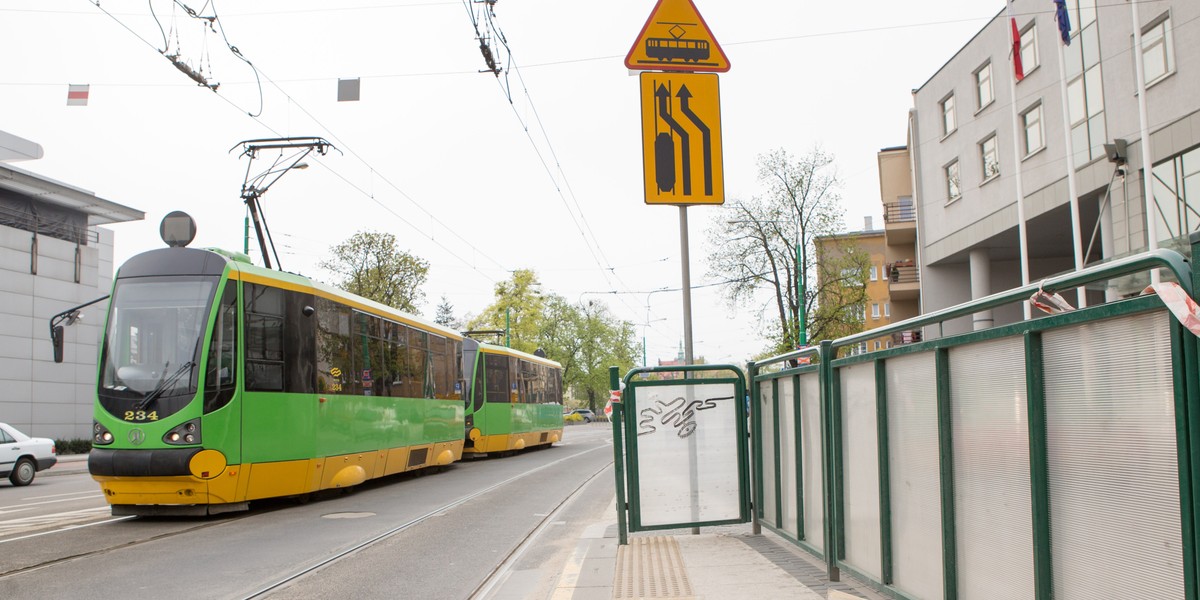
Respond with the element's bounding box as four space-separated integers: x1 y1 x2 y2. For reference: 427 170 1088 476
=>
911 0 1200 335
0 131 142 439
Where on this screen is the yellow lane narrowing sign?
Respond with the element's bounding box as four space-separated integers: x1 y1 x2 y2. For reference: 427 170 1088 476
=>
639 72 724 206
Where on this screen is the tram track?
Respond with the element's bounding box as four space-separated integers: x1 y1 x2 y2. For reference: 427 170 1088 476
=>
246 441 612 599
468 460 612 599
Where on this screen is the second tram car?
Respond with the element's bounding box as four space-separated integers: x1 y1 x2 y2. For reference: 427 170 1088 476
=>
462 341 563 455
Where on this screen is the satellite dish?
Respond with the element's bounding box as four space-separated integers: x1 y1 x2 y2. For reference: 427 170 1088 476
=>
160 211 197 248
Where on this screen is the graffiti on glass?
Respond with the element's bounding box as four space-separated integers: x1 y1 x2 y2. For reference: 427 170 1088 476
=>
637 394 732 438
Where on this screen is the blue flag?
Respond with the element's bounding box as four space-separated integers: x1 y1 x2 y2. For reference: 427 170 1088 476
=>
1054 0 1072 46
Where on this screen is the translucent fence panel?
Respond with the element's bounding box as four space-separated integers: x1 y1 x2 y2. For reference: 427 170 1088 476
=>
1043 310 1185 599
633 382 744 528
840 362 881 579
759 380 776 529
779 377 799 538
950 336 1034 599
800 372 824 551
885 352 943 600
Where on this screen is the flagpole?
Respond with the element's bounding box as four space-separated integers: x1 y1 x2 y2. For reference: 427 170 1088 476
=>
1131 0 1161 285
1054 8 1088 308
1006 2 1032 320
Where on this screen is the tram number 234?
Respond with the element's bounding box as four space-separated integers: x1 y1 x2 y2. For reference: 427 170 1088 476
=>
123 410 159 422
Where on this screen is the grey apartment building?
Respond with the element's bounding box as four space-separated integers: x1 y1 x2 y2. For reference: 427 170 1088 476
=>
0 131 142 439
910 0 1198 335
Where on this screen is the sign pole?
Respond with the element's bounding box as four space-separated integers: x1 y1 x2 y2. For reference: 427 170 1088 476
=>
680 205 701 535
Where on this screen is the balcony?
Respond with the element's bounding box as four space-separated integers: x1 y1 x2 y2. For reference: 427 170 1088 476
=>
883 201 916 246
888 261 920 301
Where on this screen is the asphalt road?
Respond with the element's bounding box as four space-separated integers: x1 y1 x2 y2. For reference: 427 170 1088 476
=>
0 424 615 600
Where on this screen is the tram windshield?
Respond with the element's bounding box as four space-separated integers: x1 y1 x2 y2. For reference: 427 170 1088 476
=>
98 277 217 412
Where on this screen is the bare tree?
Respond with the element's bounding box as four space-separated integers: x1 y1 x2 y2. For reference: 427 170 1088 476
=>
707 147 860 355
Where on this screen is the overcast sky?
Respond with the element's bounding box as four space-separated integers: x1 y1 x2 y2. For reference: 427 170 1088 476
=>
2 0 1006 364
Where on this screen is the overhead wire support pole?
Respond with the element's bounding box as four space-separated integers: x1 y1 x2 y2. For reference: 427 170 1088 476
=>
231 137 339 270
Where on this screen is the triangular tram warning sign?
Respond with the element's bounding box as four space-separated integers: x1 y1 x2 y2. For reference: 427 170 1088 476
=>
625 0 730 73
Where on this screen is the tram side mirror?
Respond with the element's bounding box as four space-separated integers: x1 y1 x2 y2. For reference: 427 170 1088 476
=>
52 325 64 363
302 306 315 317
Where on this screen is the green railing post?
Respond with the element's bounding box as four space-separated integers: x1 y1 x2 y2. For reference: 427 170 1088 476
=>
876 359 893 584
749 361 762 535
1024 332 1052 600
936 348 958 600
820 339 840 581
609 366 628 545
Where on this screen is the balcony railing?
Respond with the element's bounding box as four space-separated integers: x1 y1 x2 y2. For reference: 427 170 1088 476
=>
888 263 919 284
891 329 923 345
883 201 916 223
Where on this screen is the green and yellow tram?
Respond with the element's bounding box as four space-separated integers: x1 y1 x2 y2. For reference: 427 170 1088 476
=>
78 217 561 515
462 341 564 455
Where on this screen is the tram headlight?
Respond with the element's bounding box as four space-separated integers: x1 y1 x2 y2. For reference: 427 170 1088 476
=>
163 419 202 446
93 421 114 446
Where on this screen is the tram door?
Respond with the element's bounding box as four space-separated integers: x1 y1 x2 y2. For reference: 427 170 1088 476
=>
611 365 750 541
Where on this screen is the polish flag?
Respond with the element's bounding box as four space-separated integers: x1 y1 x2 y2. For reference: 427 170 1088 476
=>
66 84 89 106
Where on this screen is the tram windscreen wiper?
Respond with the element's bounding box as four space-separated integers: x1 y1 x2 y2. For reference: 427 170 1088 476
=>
136 361 195 410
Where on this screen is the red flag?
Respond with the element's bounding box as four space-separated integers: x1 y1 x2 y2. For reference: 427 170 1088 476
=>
1011 18 1025 82
66 84 89 106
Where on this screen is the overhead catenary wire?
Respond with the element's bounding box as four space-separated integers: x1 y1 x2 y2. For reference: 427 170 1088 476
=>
83 0 508 285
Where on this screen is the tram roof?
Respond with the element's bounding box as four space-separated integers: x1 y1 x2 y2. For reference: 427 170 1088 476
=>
476 342 562 369
233 259 464 341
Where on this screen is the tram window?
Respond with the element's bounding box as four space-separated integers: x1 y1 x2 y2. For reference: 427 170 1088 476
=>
453 341 463 400
204 283 238 413
284 290 316 394
473 353 486 409
403 326 428 398
430 335 449 399
245 284 284 391
316 298 351 394
551 369 563 404
485 354 509 403
386 323 407 398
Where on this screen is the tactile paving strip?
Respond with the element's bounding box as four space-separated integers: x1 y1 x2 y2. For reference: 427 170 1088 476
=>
613 536 696 599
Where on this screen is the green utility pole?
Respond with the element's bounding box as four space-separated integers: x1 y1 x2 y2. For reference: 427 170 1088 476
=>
244 212 250 255
505 308 511 348
797 241 806 347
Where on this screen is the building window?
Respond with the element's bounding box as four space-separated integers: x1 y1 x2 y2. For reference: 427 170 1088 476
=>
1141 15 1174 87
1022 103 1044 156
874 341 882 351
976 62 994 109
945 160 961 201
869 265 878 281
884 303 891 317
1064 0 1106 167
1020 23 1039 75
941 94 956 136
871 303 881 319
981 135 1000 180
1151 146 1200 248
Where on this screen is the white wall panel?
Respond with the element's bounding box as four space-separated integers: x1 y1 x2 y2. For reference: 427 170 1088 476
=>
840 362 880 578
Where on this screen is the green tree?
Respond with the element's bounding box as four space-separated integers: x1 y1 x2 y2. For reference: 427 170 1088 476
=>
707 147 854 356
465 269 545 354
434 295 461 330
320 231 429 312
467 274 639 411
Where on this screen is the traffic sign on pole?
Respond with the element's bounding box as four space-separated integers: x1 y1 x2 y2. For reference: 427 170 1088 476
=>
639 72 724 205
625 0 730 73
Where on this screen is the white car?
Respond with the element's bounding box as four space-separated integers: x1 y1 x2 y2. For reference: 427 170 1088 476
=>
0 423 57 486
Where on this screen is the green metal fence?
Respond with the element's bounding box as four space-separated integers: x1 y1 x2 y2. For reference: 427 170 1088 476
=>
749 239 1200 600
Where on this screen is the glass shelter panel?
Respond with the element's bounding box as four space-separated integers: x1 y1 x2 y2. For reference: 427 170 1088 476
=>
1043 311 1184 599
950 336 1034 599
759 380 777 528
839 362 881 579
885 352 943 600
632 382 743 528
799 373 824 551
779 377 798 538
